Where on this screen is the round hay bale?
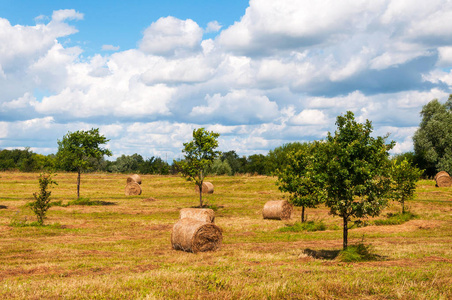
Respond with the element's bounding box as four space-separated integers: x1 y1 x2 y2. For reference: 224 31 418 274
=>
434 171 450 180
180 208 215 223
435 174 452 187
262 200 292 220
125 182 142 196
127 174 142 185
171 218 222 253
194 182 214 194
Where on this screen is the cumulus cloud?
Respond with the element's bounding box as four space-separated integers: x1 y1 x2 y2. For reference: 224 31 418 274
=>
139 16 203 56
206 21 222 33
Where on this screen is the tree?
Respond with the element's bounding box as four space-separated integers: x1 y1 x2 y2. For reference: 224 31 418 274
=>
221 150 245 175
268 142 307 174
276 142 325 222
57 128 112 199
175 128 220 207
320 112 394 249
390 158 423 213
413 95 452 177
29 172 57 225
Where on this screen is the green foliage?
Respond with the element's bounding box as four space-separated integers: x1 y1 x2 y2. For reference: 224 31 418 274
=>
275 142 326 222
220 150 245 175
337 243 380 262
373 211 417 226
278 221 327 232
320 111 394 249
245 154 271 175
56 128 112 198
413 95 452 177
0 148 56 172
207 158 232 175
390 158 423 213
65 197 115 206
29 172 57 225
267 142 307 174
174 128 220 207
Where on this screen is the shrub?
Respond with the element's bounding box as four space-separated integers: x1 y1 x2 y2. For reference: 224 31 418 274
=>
29 172 57 225
338 243 380 262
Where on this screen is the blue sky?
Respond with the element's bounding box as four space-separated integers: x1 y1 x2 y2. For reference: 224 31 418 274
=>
1 0 452 161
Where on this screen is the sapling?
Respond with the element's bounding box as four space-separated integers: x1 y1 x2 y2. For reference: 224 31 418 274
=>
29 172 57 225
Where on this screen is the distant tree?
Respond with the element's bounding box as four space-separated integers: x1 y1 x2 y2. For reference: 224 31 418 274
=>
268 142 307 174
390 158 423 213
29 172 57 225
319 111 394 250
174 128 220 207
413 95 452 177
56 128 112 199
221 150 245 175
139 156 170 175
207 158 232 175
246 154 271 175
276 142 326 222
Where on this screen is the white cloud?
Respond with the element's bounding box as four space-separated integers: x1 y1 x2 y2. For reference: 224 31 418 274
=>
139 17 203 56
102 45 120 51
190 90 279 124
206 21 222 33
290 109 328 125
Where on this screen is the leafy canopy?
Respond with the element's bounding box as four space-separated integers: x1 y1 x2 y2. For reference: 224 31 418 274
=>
413 95 452 176
390 158 423 213
320 111 394 249
276 142 326 222
57 128 112 172
175 128 220 207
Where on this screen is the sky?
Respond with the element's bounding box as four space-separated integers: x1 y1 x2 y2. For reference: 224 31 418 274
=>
1 0 452 162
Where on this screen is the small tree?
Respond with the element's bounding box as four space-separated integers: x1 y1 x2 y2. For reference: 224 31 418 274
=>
276 142 325 222
57 128 112 199
29 172 57 225
390 158 423 213
320 112 394 250
175 128 220 207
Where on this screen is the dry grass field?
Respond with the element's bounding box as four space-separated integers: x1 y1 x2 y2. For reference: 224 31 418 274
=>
0 172 451 299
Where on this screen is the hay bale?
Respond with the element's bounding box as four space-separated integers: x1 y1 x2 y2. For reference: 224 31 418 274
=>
171 218 222 253
262 200 292 220
194 182 214 194
435 174 452 187
127 174 142 185
180 208 215 223
434 171 450 180
125 182 142 196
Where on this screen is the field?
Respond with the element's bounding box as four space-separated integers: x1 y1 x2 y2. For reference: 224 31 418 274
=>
0 172 451 299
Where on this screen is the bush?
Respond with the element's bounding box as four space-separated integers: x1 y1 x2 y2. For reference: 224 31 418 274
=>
29 172 57 225
338 243 380 262
278 221 327 232
373 211 417 226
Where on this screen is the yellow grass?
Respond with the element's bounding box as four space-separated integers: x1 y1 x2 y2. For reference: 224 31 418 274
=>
0 173 451 299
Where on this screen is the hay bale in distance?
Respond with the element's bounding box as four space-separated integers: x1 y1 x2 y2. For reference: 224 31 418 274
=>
125 182 142 196
171 218 222 253
127 174 142 185
262 200 293 220
434 171 450 181
180 208 215 223
194 182 214 194
436 174 452 187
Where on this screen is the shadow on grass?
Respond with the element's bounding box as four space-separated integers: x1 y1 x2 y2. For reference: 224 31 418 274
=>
303 248 340 260
0 205 7 209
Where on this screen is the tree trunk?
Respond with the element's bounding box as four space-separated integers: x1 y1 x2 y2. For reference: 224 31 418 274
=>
199 170 204 207
343 216 348 250
77 169 81 199
301 206 306 223
402 198 405 214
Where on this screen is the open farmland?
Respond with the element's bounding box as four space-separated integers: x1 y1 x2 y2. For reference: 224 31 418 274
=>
0 172 451 299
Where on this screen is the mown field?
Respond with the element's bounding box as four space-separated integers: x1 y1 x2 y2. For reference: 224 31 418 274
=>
0 172 451 299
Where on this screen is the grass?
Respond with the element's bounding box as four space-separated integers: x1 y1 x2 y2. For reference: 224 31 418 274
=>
278 220 327 232
0 174 451 299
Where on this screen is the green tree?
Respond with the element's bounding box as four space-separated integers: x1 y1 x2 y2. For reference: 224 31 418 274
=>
321 111 394 249
207 158 232 175
221 150 245 175
29 172 57 225
56 128 112 199
268 142 307 174
390 158 423 213
276 142 325 222
175 128 220 207
413 95 452 177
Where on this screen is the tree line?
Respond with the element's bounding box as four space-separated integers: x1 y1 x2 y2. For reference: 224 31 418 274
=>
1 94 451 178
